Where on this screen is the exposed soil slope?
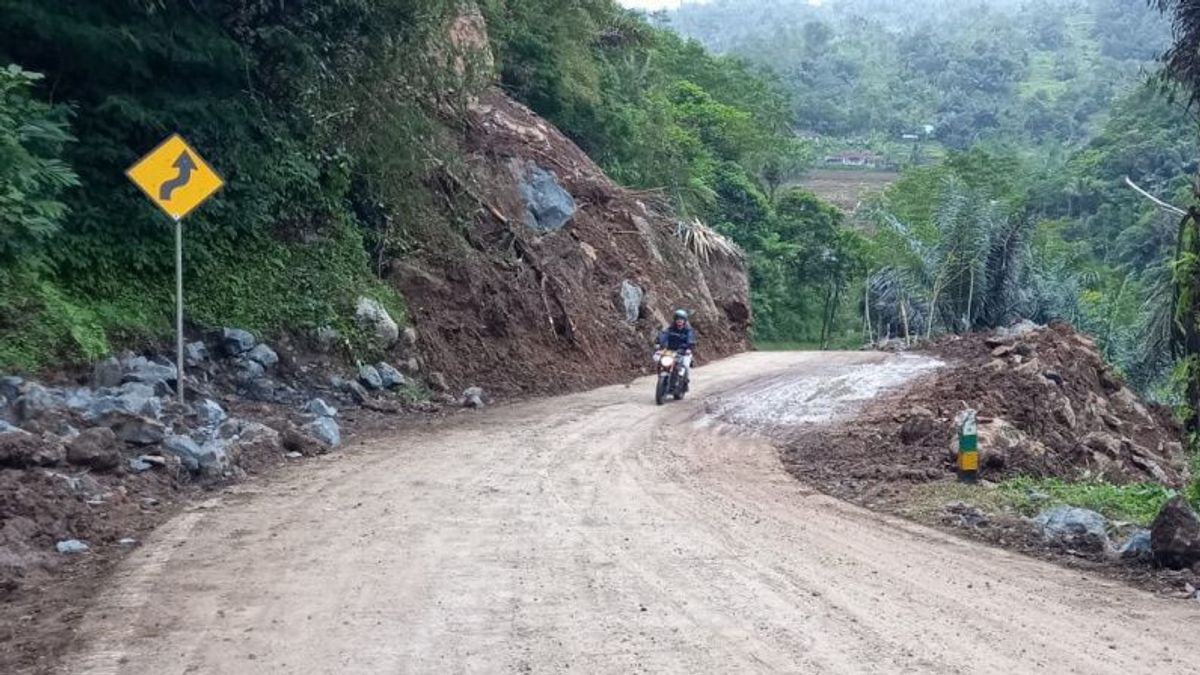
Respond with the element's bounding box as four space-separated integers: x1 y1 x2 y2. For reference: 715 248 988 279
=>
394 86 750 395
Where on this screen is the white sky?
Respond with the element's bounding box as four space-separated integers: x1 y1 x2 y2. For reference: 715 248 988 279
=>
618 0 820 10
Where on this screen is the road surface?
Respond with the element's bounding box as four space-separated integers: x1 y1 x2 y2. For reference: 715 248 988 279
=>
64 352 1198 674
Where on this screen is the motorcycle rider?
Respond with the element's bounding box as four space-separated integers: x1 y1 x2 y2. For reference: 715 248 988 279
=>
656 309 697 382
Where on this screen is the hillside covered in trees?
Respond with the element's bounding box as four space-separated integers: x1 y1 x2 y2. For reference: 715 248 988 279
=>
0 0 867 375
657 0 1199 399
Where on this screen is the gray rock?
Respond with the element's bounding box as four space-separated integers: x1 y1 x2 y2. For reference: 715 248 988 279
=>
196 399 227 427
86 382 161 420
402 326 418 347
66 427 122 471
64 388 97 412
285 451 303 459
1151 496 1200 569
128 456 154 473
14 384 62 421
306 398 338 418
120 356 177 387
1119 529 1153 562
359 365 384 391
619 280 644 322
0 420 21 434
1035 506 1110 553
118 538 138 546
519 164 576 231
462 386 485 409
355 297 400 347
944 501 988 528
0 375 23 402
346 381 370 405
220 328 257 356
101 412 166 446
234 358 266 381
247 343 279 368
377 363 406 389
163 435 203 473
304 416 341 448
56 539 89 554
195 439 230 477
92 357 124 388
185 341 209 367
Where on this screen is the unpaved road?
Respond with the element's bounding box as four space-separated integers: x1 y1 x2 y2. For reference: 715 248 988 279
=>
62 352 1198 674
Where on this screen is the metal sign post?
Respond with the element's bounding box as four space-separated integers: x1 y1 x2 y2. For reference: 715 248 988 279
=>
126 134 224 405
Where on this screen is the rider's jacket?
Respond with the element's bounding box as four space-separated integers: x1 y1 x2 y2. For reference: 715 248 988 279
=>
657 324 697 351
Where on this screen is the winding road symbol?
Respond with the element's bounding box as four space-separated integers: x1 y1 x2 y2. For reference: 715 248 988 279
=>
158 151 197 201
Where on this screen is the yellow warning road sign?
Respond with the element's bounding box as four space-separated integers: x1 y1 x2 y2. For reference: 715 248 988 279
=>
126 134 224 221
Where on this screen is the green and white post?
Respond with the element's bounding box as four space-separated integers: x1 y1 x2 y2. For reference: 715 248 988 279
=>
957 408 979 483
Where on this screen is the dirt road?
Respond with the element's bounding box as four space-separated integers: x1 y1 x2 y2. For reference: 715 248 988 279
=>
62 352 1198 674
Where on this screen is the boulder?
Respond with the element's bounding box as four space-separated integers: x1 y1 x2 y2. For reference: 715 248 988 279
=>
1118 528 1153 563
0 375 23 402
226 421 282 464
462 386 485 409
92 357 124 388
234 357 266 381
377 363 406 389
56 540 89 554
163 435 227 476
1150 496 1200 570
247 344 279 368
519 163 576 231
1035 506 1110 553
85 382 161 420
282 427 328 457
185 341 209 367
99 411 166 446
355 297 400 347
402 326 418 348
14 384 62 422
219 328 257 356
196 398 227 427
304 417 341 449
346 381 371 405
66 427 122 471
306 398 338 418
359 365 384 391
943 501 988 528
620 280 644 323
1 429 40 468
120 356 177 388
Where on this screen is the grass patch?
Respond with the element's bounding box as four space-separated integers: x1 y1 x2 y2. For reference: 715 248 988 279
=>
998 476 1180 526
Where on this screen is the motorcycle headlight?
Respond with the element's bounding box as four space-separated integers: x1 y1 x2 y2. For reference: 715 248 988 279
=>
660 356 675 368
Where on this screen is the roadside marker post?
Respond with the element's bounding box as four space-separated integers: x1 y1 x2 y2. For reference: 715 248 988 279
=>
957 408 979 483
126 134 225 405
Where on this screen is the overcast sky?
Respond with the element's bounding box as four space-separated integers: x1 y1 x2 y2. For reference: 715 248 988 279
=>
617 0 700 10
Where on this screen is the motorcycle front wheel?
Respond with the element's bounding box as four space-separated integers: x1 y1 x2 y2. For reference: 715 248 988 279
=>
655 376 669 406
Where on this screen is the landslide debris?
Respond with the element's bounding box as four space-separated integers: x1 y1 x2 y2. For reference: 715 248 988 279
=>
785 321 1189 492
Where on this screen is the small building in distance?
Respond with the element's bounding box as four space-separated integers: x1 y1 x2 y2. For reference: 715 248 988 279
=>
823 150 883 168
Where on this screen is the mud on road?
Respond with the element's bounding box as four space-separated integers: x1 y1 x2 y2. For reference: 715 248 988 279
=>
51 352 1200 674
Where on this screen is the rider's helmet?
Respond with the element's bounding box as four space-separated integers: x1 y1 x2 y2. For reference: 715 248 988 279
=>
673 309 688 324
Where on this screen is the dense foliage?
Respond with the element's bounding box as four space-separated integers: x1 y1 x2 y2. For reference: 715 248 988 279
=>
0 0 468 369
666 0 1169 154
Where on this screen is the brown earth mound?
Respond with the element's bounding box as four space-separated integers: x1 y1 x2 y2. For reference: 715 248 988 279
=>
785 321 1190 493
394 86 750 396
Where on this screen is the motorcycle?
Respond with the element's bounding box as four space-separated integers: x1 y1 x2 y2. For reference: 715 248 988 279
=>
653 348 689 405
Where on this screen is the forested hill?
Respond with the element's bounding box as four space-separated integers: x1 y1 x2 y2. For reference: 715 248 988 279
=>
664 0 1169 150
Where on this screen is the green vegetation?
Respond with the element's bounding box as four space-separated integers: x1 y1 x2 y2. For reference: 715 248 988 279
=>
998 476 1184 526
0 0 465 370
